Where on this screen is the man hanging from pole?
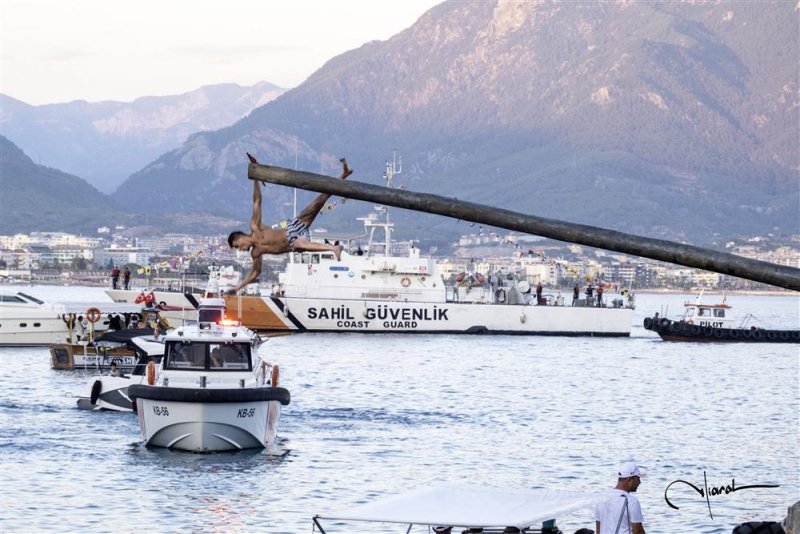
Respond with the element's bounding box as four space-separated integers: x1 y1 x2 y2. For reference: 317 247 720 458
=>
226 153 351 295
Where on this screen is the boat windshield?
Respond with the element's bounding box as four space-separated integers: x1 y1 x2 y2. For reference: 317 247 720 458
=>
165 341 251 371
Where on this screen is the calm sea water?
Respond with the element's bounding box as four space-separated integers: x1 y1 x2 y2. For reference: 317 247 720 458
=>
1 286 798 534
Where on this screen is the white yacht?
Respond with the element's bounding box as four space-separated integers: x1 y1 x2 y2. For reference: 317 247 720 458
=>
0 288 136 346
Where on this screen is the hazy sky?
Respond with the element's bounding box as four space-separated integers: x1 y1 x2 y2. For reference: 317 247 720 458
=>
1 0 442 105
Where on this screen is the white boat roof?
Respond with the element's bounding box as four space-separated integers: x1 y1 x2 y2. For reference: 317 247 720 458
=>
314 484 602 529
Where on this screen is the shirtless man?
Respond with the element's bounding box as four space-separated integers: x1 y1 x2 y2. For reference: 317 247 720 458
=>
226 153 352 294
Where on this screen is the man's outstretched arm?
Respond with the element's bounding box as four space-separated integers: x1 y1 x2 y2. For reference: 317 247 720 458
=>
228 258 262 295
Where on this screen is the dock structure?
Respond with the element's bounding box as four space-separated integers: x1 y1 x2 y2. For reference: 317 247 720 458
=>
248 163 800 292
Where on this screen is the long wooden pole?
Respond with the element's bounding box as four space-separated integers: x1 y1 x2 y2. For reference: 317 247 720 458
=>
248 163 800 291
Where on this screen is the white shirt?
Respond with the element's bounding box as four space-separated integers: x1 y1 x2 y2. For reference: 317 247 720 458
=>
594 488 644 534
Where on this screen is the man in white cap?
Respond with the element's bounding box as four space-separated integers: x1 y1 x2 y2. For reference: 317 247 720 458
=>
595 461 646 534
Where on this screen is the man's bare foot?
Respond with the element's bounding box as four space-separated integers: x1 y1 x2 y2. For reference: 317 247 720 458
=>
333 244 343 261
339 157 352 179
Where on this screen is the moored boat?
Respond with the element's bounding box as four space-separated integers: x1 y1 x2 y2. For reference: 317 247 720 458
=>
643 293 800 343
51 306 170 370
128 294 290 452
0 288 139 346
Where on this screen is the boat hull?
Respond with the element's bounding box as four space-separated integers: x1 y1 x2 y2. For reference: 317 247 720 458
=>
223 295 634 336
643 316 800 343
77 376 139 411
129 385 290 452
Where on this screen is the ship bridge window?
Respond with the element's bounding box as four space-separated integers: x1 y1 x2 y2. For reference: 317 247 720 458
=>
698 308 710 316
714 309 725 318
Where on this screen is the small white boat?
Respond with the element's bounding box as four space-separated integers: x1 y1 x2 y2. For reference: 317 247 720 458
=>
128 295 290 452
75 337 167 412
312 483 602 533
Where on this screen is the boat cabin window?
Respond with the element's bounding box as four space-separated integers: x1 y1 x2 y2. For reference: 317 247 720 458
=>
714 309 725 318
165 341 251 371
698 308 710 316
17 292 44 304
685 309 695 318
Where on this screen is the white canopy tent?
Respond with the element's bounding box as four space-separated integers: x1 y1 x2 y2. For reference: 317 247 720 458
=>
313 484 602 532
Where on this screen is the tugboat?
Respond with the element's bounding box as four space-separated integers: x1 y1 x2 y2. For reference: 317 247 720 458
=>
643 293 800 343
128 278 290 452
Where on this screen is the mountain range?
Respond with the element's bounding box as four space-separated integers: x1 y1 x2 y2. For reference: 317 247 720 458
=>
0 82 285 193
2 1 798 248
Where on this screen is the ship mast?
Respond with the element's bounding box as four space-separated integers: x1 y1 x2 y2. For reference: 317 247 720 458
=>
360 152 401 257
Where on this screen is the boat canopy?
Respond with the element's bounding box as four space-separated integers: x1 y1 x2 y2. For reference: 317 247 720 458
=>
313 484 601 530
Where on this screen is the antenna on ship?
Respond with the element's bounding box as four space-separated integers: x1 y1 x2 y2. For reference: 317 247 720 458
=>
381 150 402 256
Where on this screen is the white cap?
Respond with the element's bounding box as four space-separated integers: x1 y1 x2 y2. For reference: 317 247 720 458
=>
618 461 645 478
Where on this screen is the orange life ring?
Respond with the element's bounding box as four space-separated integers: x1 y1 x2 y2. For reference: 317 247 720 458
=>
146 361 156 385
86 307 102 323
400 276 411 288
144 292 155 305
271 364 279 387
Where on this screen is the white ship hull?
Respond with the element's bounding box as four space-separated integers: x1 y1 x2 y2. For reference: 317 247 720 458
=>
225 295 634 336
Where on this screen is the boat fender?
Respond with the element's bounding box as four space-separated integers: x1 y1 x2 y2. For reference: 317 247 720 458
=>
135 292 146 304
752 330 764 340
713 328 725 339
742 329 753 339
271 364 280 387
659 318 670 329
766 331 777 340
400 276 411 288
520 311 526 324
669 322 682 334
643 317 654 330
778 331 789 341
730 329 741 339
90 380 102 405
703 327 714 336
85 307 102 323
792 332 800 341
146 361 156 385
